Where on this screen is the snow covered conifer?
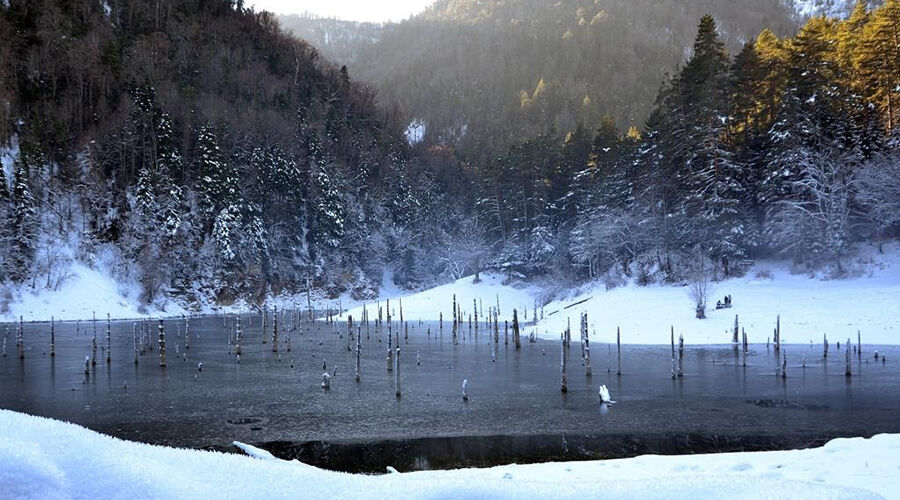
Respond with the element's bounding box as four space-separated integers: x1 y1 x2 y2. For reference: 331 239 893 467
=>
6 150 38 282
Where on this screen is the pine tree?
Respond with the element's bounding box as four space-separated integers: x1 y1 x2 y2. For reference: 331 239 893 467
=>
196 123 238 229
856 0 900 131
7 151 37 282
675 15 747 264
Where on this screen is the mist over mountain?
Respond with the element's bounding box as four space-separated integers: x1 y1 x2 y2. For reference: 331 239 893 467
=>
282 0 802 159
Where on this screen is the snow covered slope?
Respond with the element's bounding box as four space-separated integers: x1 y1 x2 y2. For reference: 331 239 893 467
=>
343 244 900 346
791 0 857 18
0 409 896 500
1 261 182 322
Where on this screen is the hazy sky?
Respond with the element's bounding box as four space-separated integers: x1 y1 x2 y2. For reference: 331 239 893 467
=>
249 0 433 23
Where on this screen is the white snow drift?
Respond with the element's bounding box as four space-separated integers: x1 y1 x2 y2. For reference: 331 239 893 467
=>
0 410 897 500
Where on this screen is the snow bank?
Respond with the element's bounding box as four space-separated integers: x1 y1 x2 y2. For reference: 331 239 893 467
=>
5 261 150 322
343 244 900 346
340 272 539 325
0 409 896 500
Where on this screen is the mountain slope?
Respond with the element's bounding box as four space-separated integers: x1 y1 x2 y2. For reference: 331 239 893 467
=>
284 0 799 160
0 0 468 313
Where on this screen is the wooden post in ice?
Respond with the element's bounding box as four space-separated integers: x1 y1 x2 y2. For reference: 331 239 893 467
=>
774 315 781 352
560 332 568 393
579 314 586 361
399 299 403 325
50 316 55 357
355 326 361 383
387 300 393 372
824 333 829 358
493 310 499 344
732 315 739 344
235 315 243 358
452 315 458 345
504 320 509 345
857 331 861 357
106 313 111 364
395 346 401 398
845 338 852 377
261 306 267 344
347 315 353 352
473 299 478 334
616 327 622 376
452 294 457 327
365 305 370 339
16 316 24 360
512 309 521 350
584 323 592 377
272 305 279 352
184 315 190 351
781 351 787 379
742 328 748 367
678 333 684 378
158 320 167 367
133 323 138 364
91 312 97 365
671 326 677 379
404 322 408 345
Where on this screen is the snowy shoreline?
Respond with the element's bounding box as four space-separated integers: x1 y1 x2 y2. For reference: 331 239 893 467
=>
4 244 899 346
1 409 897 500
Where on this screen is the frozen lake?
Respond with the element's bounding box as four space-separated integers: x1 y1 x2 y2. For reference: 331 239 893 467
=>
2 314 899 471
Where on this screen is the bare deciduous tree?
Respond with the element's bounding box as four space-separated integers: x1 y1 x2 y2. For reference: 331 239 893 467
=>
687 245 712 319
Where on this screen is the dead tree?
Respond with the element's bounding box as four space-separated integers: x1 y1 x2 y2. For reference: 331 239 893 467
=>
560 332 568 393
512 309 521 350
387 300 393 372
584 320 592 377
50 317 55 358
272 305 279 352
158 320 167 367
395 346 401 398
16 316 24 360
91 312 97 365
106 314 111 364
262 306 267 344
617 327 622 375
845 338 852 377
355 326 361 383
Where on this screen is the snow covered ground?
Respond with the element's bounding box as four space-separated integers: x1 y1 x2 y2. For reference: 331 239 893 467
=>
342 243 900 346
0 409 897 500
6 242 899 349
1 260 189 323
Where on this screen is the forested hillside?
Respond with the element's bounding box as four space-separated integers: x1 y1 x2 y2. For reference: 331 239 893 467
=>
0 0 470 312
2 0 899 314
473 3 900 287
288 0 799 161
278 13 383 65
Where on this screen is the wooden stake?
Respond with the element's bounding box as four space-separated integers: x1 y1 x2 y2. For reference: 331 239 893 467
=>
560 332 568 393
158 320 167 367
616 327 622 376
